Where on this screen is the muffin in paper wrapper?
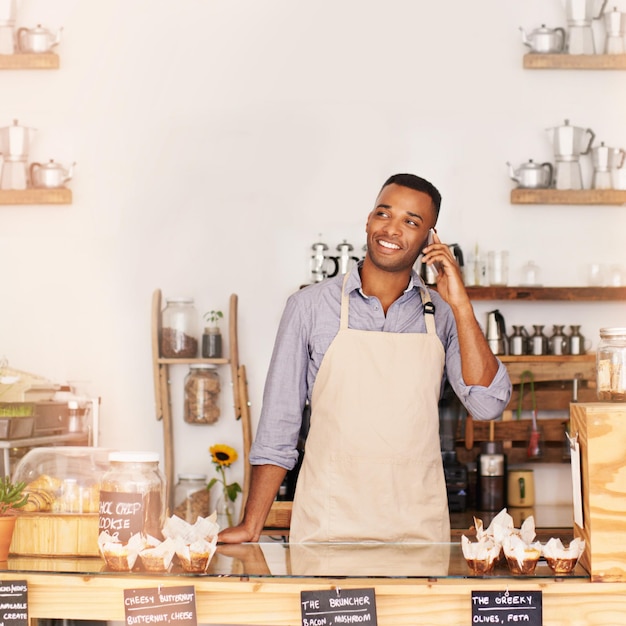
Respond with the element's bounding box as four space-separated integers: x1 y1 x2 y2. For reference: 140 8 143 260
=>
138 537 178 572
543 537 585 574
98 531 147 571
461 535 501 574
503 534 542 575
162 512 220 573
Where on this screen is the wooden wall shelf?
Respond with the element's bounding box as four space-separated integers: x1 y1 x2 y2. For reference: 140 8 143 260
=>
523 53 626 70
511 188 626 205
0 53 59 69
466 286 626 301
0 189 72 205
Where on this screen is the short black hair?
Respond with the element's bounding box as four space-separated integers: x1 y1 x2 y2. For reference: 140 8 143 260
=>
380 173 442 217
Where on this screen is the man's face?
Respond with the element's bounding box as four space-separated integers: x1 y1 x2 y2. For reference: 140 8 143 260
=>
365 183 437 274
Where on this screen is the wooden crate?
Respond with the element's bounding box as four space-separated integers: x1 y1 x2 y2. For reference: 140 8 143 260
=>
571 402 626 582
10 513 99 557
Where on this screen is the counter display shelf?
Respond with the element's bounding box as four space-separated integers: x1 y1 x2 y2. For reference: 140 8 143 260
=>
2 540 626 626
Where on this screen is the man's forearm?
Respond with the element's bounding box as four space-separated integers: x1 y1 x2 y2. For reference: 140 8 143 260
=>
240 464 287 541
451 300 499 387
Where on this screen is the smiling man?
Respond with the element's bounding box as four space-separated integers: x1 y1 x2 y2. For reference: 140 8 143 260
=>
219 173 512 544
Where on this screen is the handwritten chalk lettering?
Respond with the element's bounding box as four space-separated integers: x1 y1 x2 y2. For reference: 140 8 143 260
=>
100 491 144 543
124 585 196 626
125 596 155 607
300 588 377 626
471 591 541 626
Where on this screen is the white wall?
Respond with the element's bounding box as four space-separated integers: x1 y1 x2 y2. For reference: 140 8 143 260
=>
1 0 625 508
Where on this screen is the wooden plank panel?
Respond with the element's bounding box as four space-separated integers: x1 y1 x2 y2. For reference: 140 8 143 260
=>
511 188 626 205
502 355 596 383
571 402 626 582
0 188 72 204
0 53 59 69
466 286 626 301
523 53 626 69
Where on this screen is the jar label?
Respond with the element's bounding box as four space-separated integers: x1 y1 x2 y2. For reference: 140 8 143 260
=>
99 490 144 542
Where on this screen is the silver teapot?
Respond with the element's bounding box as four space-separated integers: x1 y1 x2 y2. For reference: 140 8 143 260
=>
519 24 566 53
29 159 75 189
17 24 62 53
507 159 553 188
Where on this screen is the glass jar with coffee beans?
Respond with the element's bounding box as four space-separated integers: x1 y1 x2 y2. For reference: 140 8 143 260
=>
161 297 199 358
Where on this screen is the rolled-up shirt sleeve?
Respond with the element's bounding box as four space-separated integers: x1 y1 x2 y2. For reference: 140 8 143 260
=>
249 294 309 470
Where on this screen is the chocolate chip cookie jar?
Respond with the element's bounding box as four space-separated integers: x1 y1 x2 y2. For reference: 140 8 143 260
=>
99 451 166 543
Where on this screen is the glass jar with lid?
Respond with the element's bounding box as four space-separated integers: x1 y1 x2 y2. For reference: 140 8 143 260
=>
161 297 199 358
597 327 626 401
173 473 210 523
99 451 166 541
184 364 221 424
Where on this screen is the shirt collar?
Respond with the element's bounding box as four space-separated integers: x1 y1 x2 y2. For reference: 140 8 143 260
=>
347 262 427 298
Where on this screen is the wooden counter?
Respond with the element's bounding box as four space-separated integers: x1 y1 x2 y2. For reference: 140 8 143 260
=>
1 539 624 626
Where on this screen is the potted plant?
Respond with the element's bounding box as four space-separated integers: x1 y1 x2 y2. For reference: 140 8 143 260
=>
202 310 223 358
0 476 28 560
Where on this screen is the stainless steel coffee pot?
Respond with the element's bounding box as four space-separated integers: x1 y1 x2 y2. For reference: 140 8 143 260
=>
310 239 339 283
563 0 608 53
0 119 36 159
546 119 595 190
336 240 360 275
591 142 625 189
549 325 569 355
17 24 62 53
507 160 553 188
509 325 529 356
529 325 549 356
29 159 75 189
0 0 16 25
486 310 507 356
519 24 566 53
604 7 626 53
547 119 595 158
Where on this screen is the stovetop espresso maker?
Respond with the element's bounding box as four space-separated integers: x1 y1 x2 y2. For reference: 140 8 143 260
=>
546 119 595 189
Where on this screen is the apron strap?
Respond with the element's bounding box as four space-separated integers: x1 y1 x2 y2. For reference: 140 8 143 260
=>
419 289 437 335
339 273 351 330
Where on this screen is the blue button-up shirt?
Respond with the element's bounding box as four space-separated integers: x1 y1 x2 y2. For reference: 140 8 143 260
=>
250 265 512 470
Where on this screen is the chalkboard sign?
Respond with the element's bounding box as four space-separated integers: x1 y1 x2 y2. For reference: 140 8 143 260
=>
0 580 28 626
99 491 144 542
472 590 542 626
124 585 196 626
301 588 377 626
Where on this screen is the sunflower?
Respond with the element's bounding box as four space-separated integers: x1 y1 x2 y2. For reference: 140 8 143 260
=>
209 444 238 467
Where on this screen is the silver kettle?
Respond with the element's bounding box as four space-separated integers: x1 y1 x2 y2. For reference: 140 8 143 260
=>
519 24 566 53
486 310 507 356
507 159 553 188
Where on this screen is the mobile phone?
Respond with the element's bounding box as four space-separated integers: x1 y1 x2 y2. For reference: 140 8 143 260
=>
427 229 438 277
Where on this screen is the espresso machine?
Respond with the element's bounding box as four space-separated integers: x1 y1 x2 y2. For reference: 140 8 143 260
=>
0 119 36 190
546 119 595 190
563 0 608 54
336 240 360 275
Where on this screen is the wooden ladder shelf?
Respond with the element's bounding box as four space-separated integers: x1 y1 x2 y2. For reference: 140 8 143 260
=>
151 288 251 511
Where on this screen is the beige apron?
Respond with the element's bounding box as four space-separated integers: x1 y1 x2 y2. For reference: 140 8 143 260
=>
290 275 449 543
